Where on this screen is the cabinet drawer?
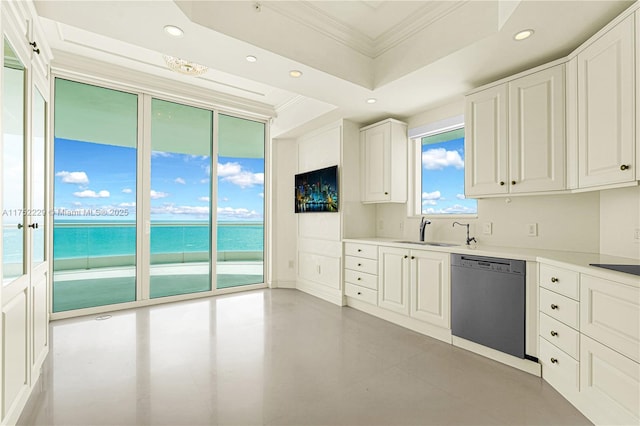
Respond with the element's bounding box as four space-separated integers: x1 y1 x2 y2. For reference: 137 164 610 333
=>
540 287 579 329
344 243 377 260
580 334 640 424
344 269 377 290
581 274 640 363
540 312 580 360
345 256 377 275
539 264 579 300
345 283 377 305
540 337 579 395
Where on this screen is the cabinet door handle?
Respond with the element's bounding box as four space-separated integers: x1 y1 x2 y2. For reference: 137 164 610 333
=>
511 180 516 185
551 304 558 310
551 277 559 283
499 181 505 186
550 358 558 364
357 263 362 266
357 277 361 281
550 331 558 337
403 255 408 259
620 164 630 171
357 249 362 252
384 192 389 195
357 292 362 295
410 256 415 260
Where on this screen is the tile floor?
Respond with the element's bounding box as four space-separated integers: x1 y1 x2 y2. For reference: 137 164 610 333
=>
18 289 591 425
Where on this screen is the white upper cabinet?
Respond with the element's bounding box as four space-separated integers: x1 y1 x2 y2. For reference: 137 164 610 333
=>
465 84 509 196
465 64 566 197
577 14 636 188
360 119 407 203
509 65 566 193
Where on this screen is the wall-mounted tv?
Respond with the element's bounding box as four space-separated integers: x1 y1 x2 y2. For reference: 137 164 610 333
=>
295 165 339 213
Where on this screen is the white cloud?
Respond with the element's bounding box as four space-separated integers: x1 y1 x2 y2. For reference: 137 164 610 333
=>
217 206 262 220
151 151 172 158
218 162 264 188
217 162 242 177
72 201 82 206
422 191 442 200
223 172 264 188
119 202 136 207
122 188 133 194
200 178 210 184
221 197 229 202
258 193 264 198
56 171 89 184
150 190 169 199
150 203 210 216
456 194 466 200
174 177 186 185
422 148 464 170
73 189 110 198
422 204 477 215
198 196 210 202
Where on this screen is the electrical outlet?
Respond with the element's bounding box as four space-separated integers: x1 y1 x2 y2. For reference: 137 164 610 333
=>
527 223 538 237
378 220 384 231
399 221 404 231
634 228 640 240
288 260 294 269
483 222 492 235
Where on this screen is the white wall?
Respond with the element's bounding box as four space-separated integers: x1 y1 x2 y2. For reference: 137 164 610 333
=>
271 138 297 288
600 186 640 259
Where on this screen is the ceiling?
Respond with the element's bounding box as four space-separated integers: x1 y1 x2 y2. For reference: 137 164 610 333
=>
34 0 635 138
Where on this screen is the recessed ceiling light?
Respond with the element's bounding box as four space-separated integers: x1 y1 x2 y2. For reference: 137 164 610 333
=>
514 29 534 41
289 70 303 78
164 25 184 37
246 55 257 63
366 98 377 104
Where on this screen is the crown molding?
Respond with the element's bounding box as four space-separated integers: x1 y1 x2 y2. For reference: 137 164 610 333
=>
265 0 469 59
265 1 375 58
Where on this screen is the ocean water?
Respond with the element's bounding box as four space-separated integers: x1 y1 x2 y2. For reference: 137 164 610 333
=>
3 221 264 261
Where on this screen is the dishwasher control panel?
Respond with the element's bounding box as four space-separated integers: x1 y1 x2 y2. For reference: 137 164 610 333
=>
452 254 525 274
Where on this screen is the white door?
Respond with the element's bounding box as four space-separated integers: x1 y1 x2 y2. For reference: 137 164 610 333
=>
409 250 449 329
361 123 391 202
378 247 409 314
2 35 30 423
464 85 509 196
508 64 566 193
577 14 635 188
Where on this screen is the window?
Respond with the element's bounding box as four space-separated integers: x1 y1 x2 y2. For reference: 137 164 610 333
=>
419 127 477 215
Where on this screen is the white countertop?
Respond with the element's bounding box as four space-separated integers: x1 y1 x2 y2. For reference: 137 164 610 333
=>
343 237 640 288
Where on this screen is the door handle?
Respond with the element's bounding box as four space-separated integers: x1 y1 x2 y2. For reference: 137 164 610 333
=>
28 223 39 229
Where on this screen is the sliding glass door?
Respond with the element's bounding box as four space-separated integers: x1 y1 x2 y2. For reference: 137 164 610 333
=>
216 114 265 289
150 98 212 298
52 78 266 314
52 79 138 312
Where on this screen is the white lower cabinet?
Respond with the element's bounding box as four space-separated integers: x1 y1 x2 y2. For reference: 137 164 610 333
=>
580 334 640 425
409 251 449 329
378 247 410 314
538 261 640 426
378 246 450 329
343 242 378 305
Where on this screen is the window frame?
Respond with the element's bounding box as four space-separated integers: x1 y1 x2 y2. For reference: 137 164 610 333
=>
408 115 478 219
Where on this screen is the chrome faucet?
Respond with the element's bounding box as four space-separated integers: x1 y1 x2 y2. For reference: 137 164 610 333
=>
419 217 431 242
453 221 477 246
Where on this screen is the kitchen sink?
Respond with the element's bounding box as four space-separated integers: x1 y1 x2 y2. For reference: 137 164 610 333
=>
394 240 459 247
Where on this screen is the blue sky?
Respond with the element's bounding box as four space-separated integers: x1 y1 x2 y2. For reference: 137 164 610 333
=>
421 137 477 215
54 138 264 222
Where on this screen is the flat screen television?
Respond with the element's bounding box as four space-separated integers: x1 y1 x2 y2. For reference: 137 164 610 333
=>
295 165 339 213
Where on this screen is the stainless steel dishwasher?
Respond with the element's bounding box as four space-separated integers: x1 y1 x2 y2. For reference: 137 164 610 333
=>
451 253 526 358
